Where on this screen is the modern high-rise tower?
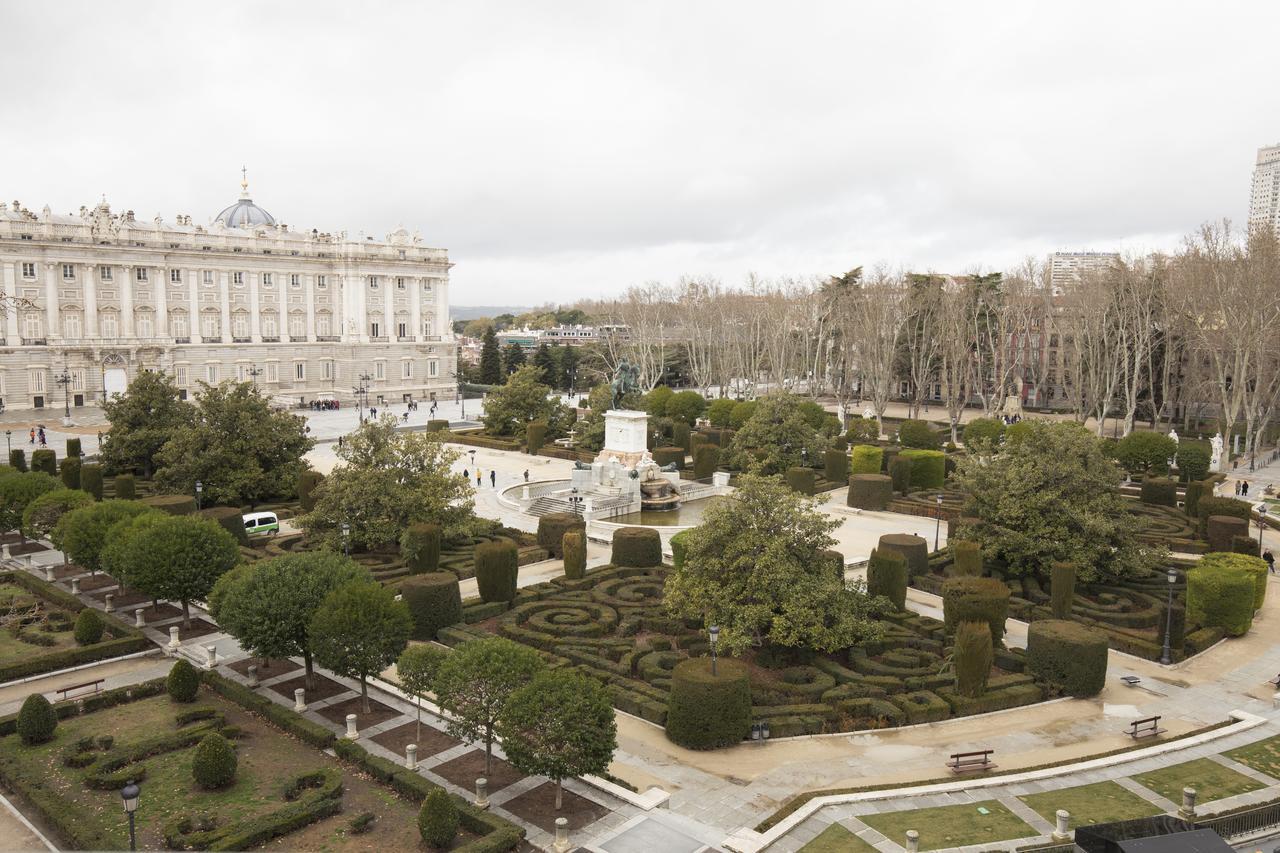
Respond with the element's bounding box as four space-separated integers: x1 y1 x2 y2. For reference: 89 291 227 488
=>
1249 143 1280 234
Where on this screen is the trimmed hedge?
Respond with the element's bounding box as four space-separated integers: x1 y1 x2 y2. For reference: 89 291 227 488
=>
652 446 685 467
897 419 940 450
1050 562 1076 619
525 421 548 454
1140 477 1177 507
197 506 250 546
537 512 584 560
785 467 816 496
1025 619 1108 697
941 576 1010 645
80 463 103 500
612 526 662 568
66 437 82 457
60 457 81 490
888 455 913 493
1184 480 1209 518
951 540 983 576
400 572 463 640
849 445 883 475
1232 535 1261 557
114 473 136 500
1197 552 1267 612
665 657 751 749
847 473 892 510
1207 515 1249 553
31 448 56 476
201 671 335 748
475 540 519 603
670 530 690 569
867 548 907 610
693 444 720 479
1175 443 1212 482
402 522 443 573
298 471 324 512
142 494 197 516
1197 495 1252 536
899 449 945 489
9 448 26 471
1187 559 1255 637
823 449 848 484
426 419 450 432
954 620 993 698
562 530 586 579
672 421 692 453
877 533 928 578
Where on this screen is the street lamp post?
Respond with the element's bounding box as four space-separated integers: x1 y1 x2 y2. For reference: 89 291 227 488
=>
934 494 944 550
341 522 350 556
195 480 203 510
55 366 72 423
1160 568 1177 665
708 625 720 676
121 779 140 851
247 366 262 386
4 430 9 457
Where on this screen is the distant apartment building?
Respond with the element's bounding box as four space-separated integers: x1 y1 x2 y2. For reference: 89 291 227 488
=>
1047 252 1120 296
1249 143 1280 234
496 324 605 353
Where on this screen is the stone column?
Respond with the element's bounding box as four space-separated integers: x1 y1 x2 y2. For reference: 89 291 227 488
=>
219 272 232 341
553 817 569 853
304 274 316 340
43 261 59 339
167 625 180 653
247 665 258 687
905 830 919 852
410 277 422 341
83 264 99 338
383 283 393 341
2 263 20 342
294 688 306 711
475 778 489 809
405 744 417 770
70 577 79 595
104 593 114 613
154 268 168 338
121 266 135 338
43 565 54 582
1052 809 1070 840
187 270 200 338
248 272 262 341
135 608 146 628
204 644 217 669
344 713 358 739
1180 787 1197 819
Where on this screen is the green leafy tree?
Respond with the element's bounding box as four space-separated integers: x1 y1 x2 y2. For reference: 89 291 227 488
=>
724 394 828 475
665 390 707 426
1114 430 1177 475
502 342 527 377
210 552 371 691
309 582 411 713
433 637 544 775
0 472 61 543
531 342 558 384
480 364 572 437
478 326 502 384
397 644 450 738
100 370 191 477
128 515 241 628
21 488 92 541
665 474 880 655
463 317 495 339
154 381 314 507
298 416 473 550
643 385 673 417
954 421 1164 582
558 344 580 392
52 500 152 576
99 511 165 592
498 669 617 810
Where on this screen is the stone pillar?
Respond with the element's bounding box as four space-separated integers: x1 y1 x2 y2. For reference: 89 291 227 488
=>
219 271 232 341
405 743 417 770
167 625 180 653
344 713 358 739
553 817 569 853
304 274 316 340
411 276 422 340
1053 809 1070 841
1 263 19 343
294 688 306 712
83 263 99 338
248 272 262 342
69 577 79 595
121 265 135 337
104 593 114 613
43 565 54 582
187 269 200 338
204 644 217 669
43 260 59 339
154 268 168 337
247 665 258 688
905 830 919 853
1180 787 1197 819
475 777 489 809
135 608 146 628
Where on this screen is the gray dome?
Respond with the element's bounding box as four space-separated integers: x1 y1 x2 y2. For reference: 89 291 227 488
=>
214 176 275 228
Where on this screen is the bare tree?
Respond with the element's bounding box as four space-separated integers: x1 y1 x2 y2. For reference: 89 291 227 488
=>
842 268 906 436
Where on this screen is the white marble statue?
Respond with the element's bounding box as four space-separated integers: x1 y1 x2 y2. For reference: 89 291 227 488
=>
1168 429 1179 444
1210 432 1225 472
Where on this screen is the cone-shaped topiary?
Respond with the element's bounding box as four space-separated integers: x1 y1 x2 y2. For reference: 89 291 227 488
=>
114 473 136 500
1050 562 1076 619
401 522 442 573
847 473 892 510
475 539 518 603
80 463 104 500
951 540 983 576
1025 619 1108 697
537 512 584 560
418 787 459 849
192 732 237 789
611 527 661 567
16 694 57 744
60 457 82 490
665 657 751 749
866 548 907 610
167 658 200 703
849 444 883 475
953 620 993 698
562 530 586 579
942 575 1010 645
400 572 463 640
298 470 325 512
73 608 104 645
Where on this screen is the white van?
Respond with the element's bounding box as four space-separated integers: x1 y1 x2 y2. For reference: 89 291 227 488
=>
242 511 280 537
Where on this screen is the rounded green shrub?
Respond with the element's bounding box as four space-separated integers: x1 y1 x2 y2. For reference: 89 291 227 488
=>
80 463 104 500
475 539 519 603
1187 559 1255 636
823 449 848 484
113 474 136 500
141 494 197 516
1050 562 1076 619
728 400 757 429
196 506 250 546
73 608 104 645
899 449 945 489
1197 552 1267 612
16 694 57 744
1197 496 1252 536
665 657 751 749
167 658 200 703
880 446 899 474
877 533 928 578
670 529 691 569
612 527 661 567
847 473 892 510
784 467 816 496
537 512 584 560
400 572 462 640
60 457 82 490
1025 619 1108 697
1175 444 1211 482
846 417 879 444
867 548 907 610
31 449 57 476
1233 535 1261 557
897 419 940 449
562 530 587 579
1115 431 1177 474
954 620 993 698
652 446 685 467
192 732 237 789
1140 477 1177 507
693 444 720 479
418 787 459 848
706 398 735 427
942 576 1010 645
9 449 27 472
821 549 844 581
849 445 883 475
1206 515 1249 553
951 540 983 576
962 417 1005 450
298 470 324 512
401 522 442 573
525 421 548 454
889 455 913 493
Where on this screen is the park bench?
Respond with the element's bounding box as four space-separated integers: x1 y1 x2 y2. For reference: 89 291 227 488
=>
1126 715 1166 739
946 749 996 773
55 678 104 701
1120 675 1142 687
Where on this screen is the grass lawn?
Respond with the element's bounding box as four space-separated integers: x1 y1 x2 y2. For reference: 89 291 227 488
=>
0 583 77 665
1132 757 1266 804
1018 781 1163 829
858 800 1035 851
1225 735 1280 781
799 823 879 852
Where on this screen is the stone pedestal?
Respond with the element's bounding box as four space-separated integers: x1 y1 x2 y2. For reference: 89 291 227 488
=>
135 608 146 628
475 777 489 809
1180 787 1197 819
204 644 217 669
1053 809 1070 840
294 688 306 711
344 714 358 739
553 817 570 852
405 744 417 770
595 410 650 470
167 626 180 654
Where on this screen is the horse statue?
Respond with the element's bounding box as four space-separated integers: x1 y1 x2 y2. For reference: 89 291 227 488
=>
611 360 642 409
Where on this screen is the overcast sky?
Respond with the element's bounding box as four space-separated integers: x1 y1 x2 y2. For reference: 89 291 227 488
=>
2 2 1275 306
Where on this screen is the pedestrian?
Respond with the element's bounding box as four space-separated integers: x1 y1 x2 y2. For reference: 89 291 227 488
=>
1242 480 1249 497
28 428 34 445
523 469 529 482
1264 549 1275 574
476 470 482 488
1235 480 1242 496
490 470 496 488
338 435 344 449
463 468 469 481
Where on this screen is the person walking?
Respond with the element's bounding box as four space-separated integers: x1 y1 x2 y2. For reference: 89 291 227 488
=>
1264 549 1275 574
1242 480 1250 497
37 427 46 447
523 469 529 482
28 428 34 445
463 468 469 481
490 470 496 488
476 470 482 488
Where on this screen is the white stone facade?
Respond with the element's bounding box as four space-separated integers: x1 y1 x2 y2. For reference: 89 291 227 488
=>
1249 143 1280 235
0 186 456 412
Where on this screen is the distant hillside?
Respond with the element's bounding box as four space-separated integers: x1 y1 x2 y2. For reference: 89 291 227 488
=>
451 305 532 321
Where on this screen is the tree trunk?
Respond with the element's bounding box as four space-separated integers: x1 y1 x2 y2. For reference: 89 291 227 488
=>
303 650 314 692
181 598 191 629
555 778 563 810
361 677 370 714
484 728 493 776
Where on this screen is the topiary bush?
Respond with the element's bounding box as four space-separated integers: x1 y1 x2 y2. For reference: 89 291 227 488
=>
1025 619 1108 697
953 620 993 698
665 657 751 749
1206 515 1249 553
60 457 82 490
1175 444 1211 482
114 473 136 500
612 526 662 567
652 446 685 468
1187 558 1255 636
867 548 907 610
899 449 945 489
889 455 913 493
880 446 899 473
823 449 848 484
1115 431 1177 474
1232 535 1261 557
141 494 197 516
728 401 757 430
167 658 200 703
418 787 459 849
849 444 883 475
706 398 735 427
897 419 940 450
400 572 463 640
847 473 892 510
196 506 250 546
192 732 237 790
401 522 442 573
31 449 57 476
80 463 103 500
1140 477 1177 507
951 540 983 576
537 512 584 560
693 444 720 479
525 421 548 454
562 530 586 579
66 437 82 458
426 419 450 432
298 470 324 512
670 529 691 569
1197 552 1267 612
784 467 816 496
846 417 879 444
1197 496 1252 537
73 608 104 646
9 449 26 472
475 539 519 603
942 576 1010 645
16 694 57 744
877 533 928 578
962 417 1005 450
1050 562 1076 619
672 422 692 453
1184 480 1209 518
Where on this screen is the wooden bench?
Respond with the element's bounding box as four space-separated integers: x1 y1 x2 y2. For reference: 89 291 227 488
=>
1126 715 1166 739
55 679 104 701
1120 675 1142 687
946 750 996 773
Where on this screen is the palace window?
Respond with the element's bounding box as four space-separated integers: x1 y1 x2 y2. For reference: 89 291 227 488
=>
375 361 385 380
136 313 153 338
232 272 244 285
203 270 214 284
402 360 412 379
294 362 305 381
175 365 188 387
370 321 381 338
170 269 182 283
321 360 333 380
135 268 148 282
316 275 327 288
100 266 113 281
171 313 189 338
206 364 219 383
397 321 408 338
201 314 219 338
70 369 85 392
63 312 82 339
266 362 278 383
262 273 273 286
23 313 43 339
396 277 406 289
429 360 438 378
368 276 379 289
232 314 249 339
21 263 35 279
316 315 331 336
62 264 75 280
262 314 278 338
101 313 119 338
29 370 45 393
290 274 300 288
288 314 305 338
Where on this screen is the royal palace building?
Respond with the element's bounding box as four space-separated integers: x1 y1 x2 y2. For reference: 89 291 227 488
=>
0 178 456 412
